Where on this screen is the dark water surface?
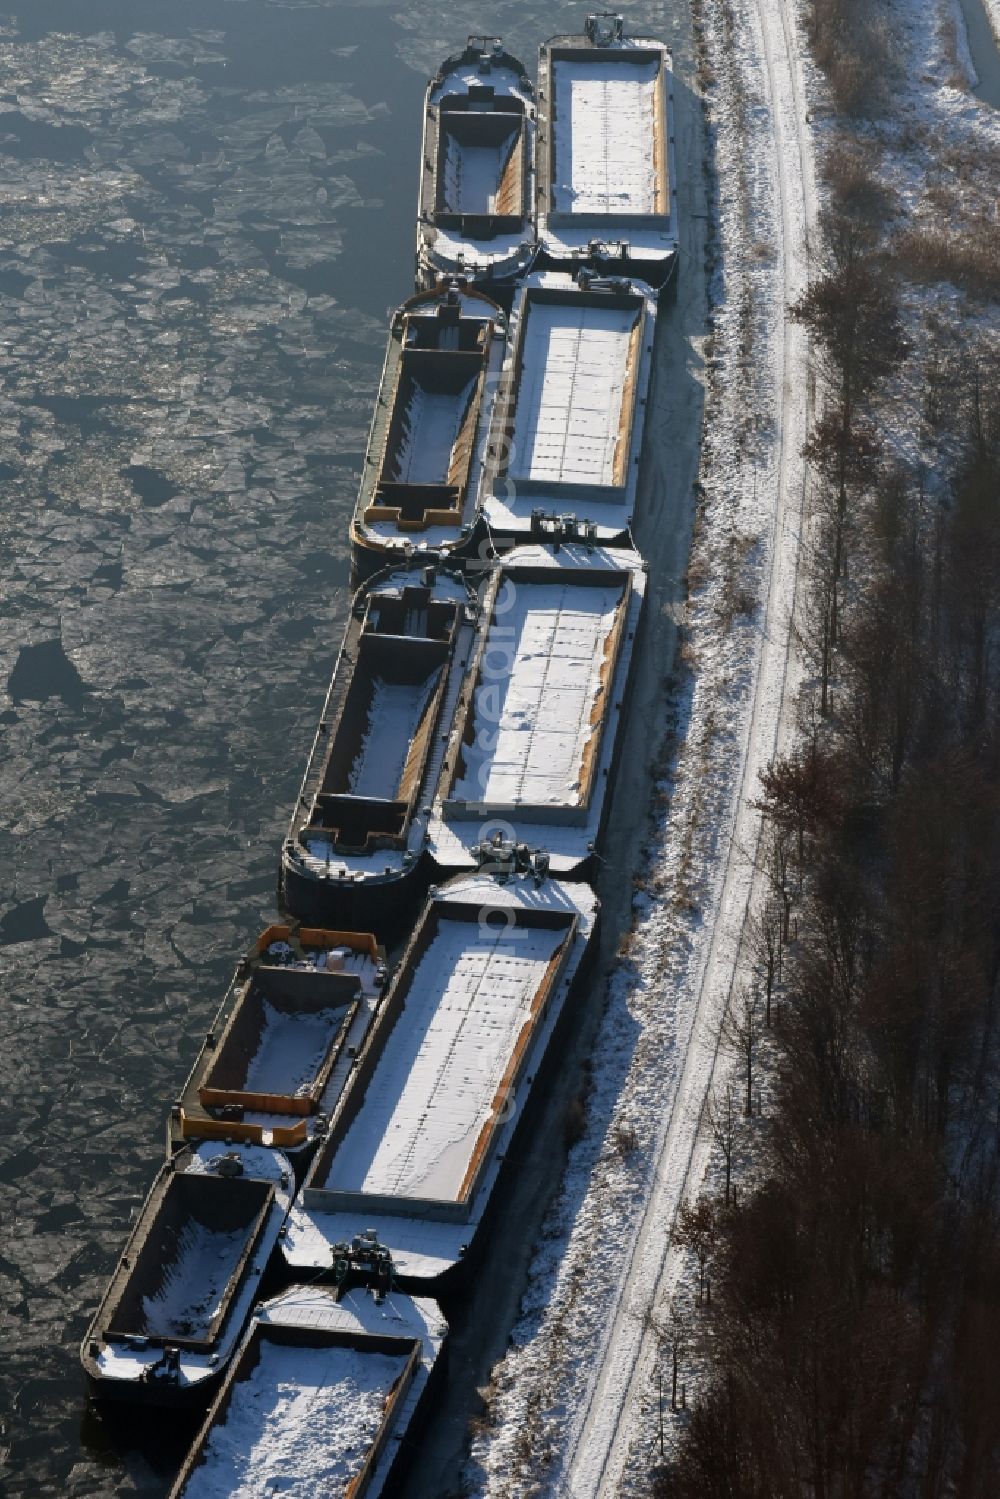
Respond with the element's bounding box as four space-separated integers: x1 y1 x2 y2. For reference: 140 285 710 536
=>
0 1 687 1493
959 0 1000 108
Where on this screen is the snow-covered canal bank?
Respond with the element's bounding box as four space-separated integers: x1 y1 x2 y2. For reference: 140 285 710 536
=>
456 0 817 1492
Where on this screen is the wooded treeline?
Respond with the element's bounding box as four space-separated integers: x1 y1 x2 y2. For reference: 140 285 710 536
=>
660 179 1000 1494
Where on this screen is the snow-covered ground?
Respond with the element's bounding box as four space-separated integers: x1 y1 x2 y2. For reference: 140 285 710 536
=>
464 0 817 1491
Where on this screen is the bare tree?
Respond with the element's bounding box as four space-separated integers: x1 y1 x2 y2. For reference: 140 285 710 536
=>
766 830 794 944
747 897 783 1026
663 1301 688 1413
725 985 763 1118
706 1082 739 1206
673 1197 720 1305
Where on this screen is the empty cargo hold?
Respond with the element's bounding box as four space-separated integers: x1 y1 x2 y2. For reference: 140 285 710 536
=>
200 967 358 1115
81 1143 293 1405
105 1175 274 1349
439 112 522 217
169 927 383 1157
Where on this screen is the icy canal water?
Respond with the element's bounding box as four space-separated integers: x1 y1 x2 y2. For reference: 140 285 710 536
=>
959 0 1000 108
0 2 681 1494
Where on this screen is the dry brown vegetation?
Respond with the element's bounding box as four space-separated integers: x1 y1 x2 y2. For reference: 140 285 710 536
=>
894 217 1000 299
660 121 1000 1497
804 0 894 115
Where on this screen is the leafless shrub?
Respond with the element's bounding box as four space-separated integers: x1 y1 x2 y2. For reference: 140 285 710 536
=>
893 220 1000 300
804 0 895 115
821 137 896 227
612 1122 640 1158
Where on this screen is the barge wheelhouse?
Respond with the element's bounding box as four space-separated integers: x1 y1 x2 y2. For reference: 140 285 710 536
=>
417 36 536 295
349 284 506 582
536 14 678 296
279 560 478 937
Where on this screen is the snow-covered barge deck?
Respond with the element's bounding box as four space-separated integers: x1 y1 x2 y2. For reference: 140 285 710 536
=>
536 14 678 293
428 542 646 875
279 562 477 935
417 37 536 294
282 873 598 1285
350 285 506 580
169 1282 447 1499
481 269 657 545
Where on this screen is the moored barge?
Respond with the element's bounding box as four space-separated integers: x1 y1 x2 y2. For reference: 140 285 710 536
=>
169 1275 447 1499
428 540 646 877
167 925 386 1173
417 37 536 295
279 560 478 937
536 13 678 295
281 871 598 1288
481 268 657 546
81 1142 293 1406
350 283 507 582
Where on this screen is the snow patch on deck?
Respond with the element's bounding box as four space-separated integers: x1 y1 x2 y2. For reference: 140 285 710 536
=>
323 922 564 1201
142 1223 248 1340
391 377 477 486
455 582 623 807
553 58 659 216
511 303 637 486
349 673 439 799
243 1004 338 1097
181 1341 409 1499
